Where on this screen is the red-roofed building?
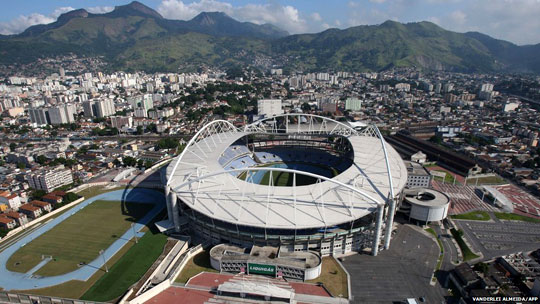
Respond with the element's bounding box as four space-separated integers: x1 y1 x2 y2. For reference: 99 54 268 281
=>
0 216 16 230
19 204 42 219
42 194 63 205
5 211 28 226
30 200 52 213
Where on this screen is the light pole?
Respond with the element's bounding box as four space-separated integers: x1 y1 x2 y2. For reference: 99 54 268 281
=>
99 249 108 273
131 223 138 244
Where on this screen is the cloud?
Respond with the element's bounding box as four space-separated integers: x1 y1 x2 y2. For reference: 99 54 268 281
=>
86 6 114 14
433 0 540 44
0 14 55 35
311 12 322 22
157 0 307 33
0 5 113 35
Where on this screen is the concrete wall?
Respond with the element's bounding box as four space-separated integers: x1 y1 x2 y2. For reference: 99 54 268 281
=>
409 204 448 222
304 262 322 280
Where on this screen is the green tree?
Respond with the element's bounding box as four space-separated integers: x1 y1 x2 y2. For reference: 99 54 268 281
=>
122 156 137 167
9 143 16 151
36 155 48 165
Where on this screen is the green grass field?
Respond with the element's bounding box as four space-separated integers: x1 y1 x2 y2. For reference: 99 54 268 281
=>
450 228 479 261
13 240 136 299
175 250 218 284
75 186 128 199
80 226 168 302
494 212 540 223
307 257 348 298
7 200 153 276
451 211 491 221
433 171 458 184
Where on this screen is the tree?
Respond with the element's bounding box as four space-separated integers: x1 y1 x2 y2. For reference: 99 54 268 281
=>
146 123 157 133
51 130 58 137
301 102 311 112
429 135 443 145
63 192 81 204
137 159 144 169
122 156 137 167
36 155 48 165
31 189 47 199
17 162 26 169
9 143 16 151
136 126 143 135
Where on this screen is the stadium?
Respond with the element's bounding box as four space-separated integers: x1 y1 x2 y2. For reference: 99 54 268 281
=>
164 114 408 256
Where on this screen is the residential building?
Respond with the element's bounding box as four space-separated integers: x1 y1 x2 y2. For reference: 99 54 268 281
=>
0 191 21 210
257 99 282 117
28 108 49 125
0 216 16 230
5 211 28 226
19 204 42 219
30 200 52 213
26 166 73 192
345 97 362 111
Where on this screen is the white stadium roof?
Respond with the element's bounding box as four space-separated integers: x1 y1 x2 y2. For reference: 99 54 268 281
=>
165 114 407 230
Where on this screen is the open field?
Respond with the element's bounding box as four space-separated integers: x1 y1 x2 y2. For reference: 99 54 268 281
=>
432 171 457 184
80 226 168 302
12 240 135 299
175 250 218 284
75 186 128 199
494 212 540 223
307 257 348 298
6 200 153 276
451 211 491 221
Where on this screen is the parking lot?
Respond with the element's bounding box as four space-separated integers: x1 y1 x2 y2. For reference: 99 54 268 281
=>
342 225 448 304
454 218 540 259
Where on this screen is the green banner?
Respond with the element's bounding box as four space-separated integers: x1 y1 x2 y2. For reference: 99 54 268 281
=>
248 263 276 276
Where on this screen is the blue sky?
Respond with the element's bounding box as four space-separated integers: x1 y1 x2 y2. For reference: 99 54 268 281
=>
1 0 539 45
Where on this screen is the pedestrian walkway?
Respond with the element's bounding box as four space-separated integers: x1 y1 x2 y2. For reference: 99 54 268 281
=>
0 188 165 291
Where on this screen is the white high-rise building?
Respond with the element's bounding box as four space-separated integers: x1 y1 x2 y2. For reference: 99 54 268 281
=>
481 83 494 92
26 166 73 192
83 100 115 118
28 108 49 125
96 99 115 118
345 98 363 111
47 104 76 125
257 99 282 117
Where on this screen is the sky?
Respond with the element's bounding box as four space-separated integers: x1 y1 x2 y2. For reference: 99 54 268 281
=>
1 0 539 45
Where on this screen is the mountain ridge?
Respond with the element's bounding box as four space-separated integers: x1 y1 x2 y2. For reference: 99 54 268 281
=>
0 1 539 74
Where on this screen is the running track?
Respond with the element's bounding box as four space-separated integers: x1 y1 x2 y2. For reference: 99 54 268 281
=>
0 188 165 290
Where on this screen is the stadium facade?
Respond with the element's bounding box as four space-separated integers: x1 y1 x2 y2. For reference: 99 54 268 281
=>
164 115 407 256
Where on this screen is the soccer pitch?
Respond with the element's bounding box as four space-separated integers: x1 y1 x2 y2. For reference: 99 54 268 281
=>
6 200 153 277
242 162 339 186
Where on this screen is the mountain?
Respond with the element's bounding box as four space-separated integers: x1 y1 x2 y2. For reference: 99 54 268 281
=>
273 20 508 72
0 1 539 74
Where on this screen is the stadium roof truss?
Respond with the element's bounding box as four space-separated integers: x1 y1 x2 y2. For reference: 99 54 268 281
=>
165 114 407 232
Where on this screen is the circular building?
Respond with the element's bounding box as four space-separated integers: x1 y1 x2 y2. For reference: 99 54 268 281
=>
164 114 407 256
402 188 450 223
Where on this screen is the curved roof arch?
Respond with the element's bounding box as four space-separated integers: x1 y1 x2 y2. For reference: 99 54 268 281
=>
165 118 408 229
